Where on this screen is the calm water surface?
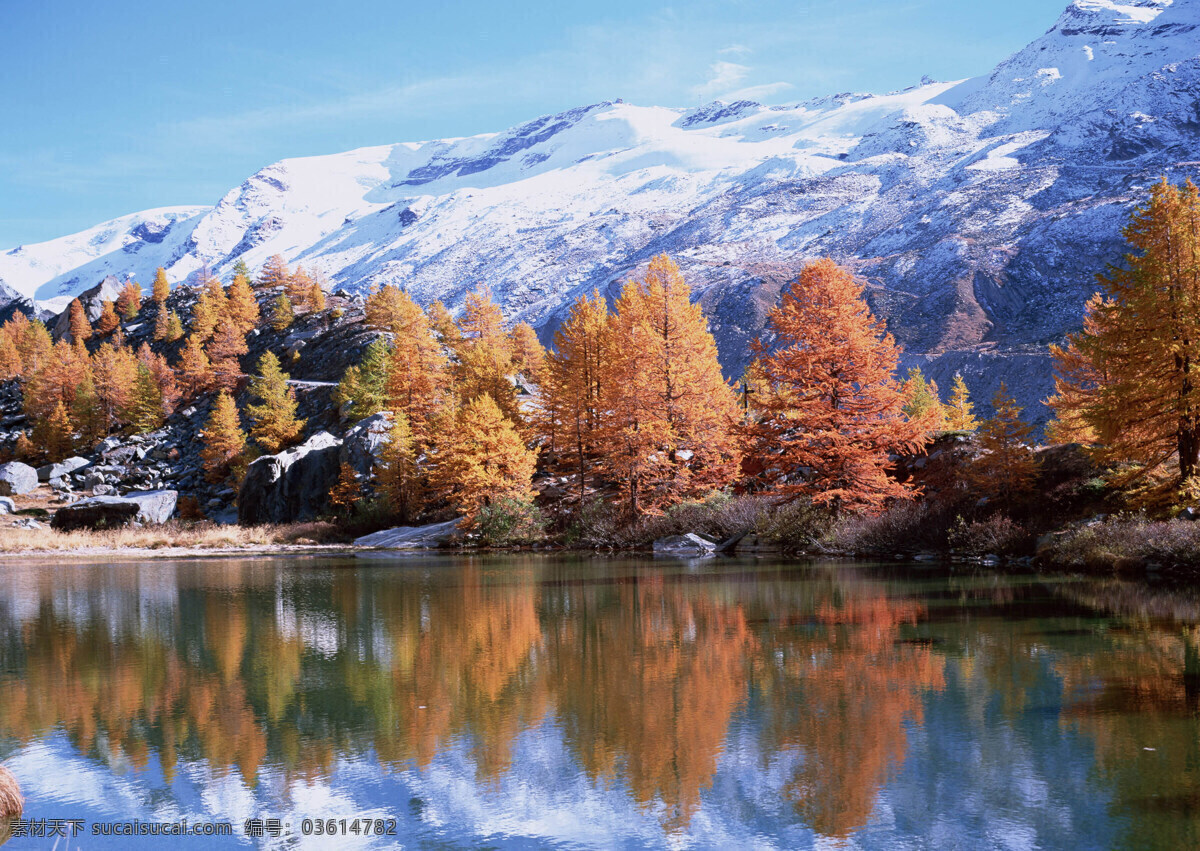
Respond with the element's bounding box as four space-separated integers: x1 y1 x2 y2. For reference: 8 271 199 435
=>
1 554 1198 849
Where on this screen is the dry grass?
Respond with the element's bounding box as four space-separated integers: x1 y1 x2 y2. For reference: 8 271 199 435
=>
1039 518 1200 571
0 520 346 555
0 766 21 818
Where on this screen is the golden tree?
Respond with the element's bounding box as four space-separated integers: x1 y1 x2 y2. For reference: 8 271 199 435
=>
943 373 978 432
599 255 741 515
0 332 20 380
1049 179 1200 481
427 300 463 348
165 311 185 342
432 394 537 520
95 300 120 335
190 289 220 341
116 280 142 321
152 267 170 304
383 290 449 443
968 383 1039 504
71 376 105 447
89 342 139 431
510 321 545 382
328 462 362 516
286 266 314 310
177 334 215 398
377 411 421 522
32 400 74 461
153 306 170 341
201 391 247 483
901 367 946 432
257 254 289 290
226 272 261 333
68 298 92 345
245 352 305 454
207 325 248 392
124 364 166 433
744 258 927 513
455 289 520 421
269 294 294 331
136 343 180 416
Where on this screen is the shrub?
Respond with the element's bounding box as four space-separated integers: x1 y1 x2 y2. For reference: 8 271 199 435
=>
477 498 547 547
946 514 1030 556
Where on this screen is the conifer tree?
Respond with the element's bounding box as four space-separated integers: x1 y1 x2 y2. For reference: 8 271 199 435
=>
432 394 537 520
335 337 391 421
600 255 741 514
125 364 166 433
18 319 53 374
226 272 261 332
258 254 290 290
328 462 362 517
206 325 248 391
308 279 326 312
190 289 220 341
968 383 1039 504
365 285 407 332
24 339 89 422
95 300 120 335
70 376 105 447
901 367 946 432
383 290 449 442
177 334 215 398
68 298 92 345
377 410 421 522
0 332 20 380
152 267 170 304
13 432 34 462
543 290 609 500
943 373 979 432
200 391 247 484
166 311 184 342
136 343 180 415
455 288 520 420
744 258 927 513
510 321 545 382
153 306 170 341
33 400 74 461
269 294 294 331
89 342 139 431
116 280 142 321
286 266 314 310
245 352 305 454
1049 179 1200 481
427 300 463 348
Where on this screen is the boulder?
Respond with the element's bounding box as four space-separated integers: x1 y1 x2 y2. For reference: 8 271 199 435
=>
36 456 90 482
50 489 177 531
238 432 342 524
652 533 718 556
0 497 14 514
0 462 38 496
340 412 393 476
355 518 463 549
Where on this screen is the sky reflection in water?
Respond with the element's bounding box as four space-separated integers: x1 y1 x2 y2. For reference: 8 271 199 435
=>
0 555 1196 849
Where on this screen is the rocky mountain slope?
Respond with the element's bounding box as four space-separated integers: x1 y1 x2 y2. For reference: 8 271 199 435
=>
4 0 1199 418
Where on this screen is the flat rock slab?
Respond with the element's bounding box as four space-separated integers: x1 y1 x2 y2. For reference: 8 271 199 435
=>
37 456 90 482
0 462 38 496
51 490 178 531
653 533 718 556
355 518 463 549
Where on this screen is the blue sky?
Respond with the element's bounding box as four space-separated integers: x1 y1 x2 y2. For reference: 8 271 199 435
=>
2 0 1065 247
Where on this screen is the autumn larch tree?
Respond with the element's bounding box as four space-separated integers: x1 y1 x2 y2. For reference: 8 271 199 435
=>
0 333 21 381
510 321 545 383
543 290 609 501
201 390 247 484
744 258 928 514
328 462 362 517
377 410 421 522
226 272 261 333
432 393 537 520
165 311 185 342
190 288 220 341
136 343 179 417
600 255 741 515
258 254 290 290
245 351 305 454
153 306 170 342
32 400 74 461
968 383 1039 504
943 373 978 432
89 343 139 432
116 280 142 321
152 267 170 304
206 324 248 392
269 294 294 331
95 300 120 335
454 288 520 422
307 277 327 312
68 298 92 346
287 266 315 311
71 376 105 447
383 289 449 444
177 334 215 399
427 300 463 348
125 364 166 433
1049 179 1200 483
900 367 946 433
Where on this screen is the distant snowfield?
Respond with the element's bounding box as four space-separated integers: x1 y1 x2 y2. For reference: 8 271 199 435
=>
2 0 1199 416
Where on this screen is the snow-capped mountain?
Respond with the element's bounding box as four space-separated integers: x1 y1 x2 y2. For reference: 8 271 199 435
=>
3 0 1198 414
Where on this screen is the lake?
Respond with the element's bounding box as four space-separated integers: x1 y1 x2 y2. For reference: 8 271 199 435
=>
0 554 1198 849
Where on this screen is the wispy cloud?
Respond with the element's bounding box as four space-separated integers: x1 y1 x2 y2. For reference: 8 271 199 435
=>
691 61 751 99
718 44 752 58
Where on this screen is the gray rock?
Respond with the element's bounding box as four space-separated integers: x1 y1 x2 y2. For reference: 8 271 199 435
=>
12 517 42 530
37 456 90 482
653 533 718 556
0 461 38 495
355 518 464 549
50 489 178 531
0 497 15 514
1179 507 1200 522
238 432 343 524
92 484 115 496
340 411 393 476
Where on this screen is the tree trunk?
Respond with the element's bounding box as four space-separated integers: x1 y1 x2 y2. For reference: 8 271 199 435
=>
1179 423 1200 480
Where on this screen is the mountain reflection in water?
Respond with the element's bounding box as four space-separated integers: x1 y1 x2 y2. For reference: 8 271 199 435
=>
0 556 1196 848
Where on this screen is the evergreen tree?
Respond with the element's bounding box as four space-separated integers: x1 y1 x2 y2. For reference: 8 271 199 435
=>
968 383 1039 504
116 280 142 321
335 337 391 421
232 258 251 281
95 300 120 335
744 258 927 513
600 255 741 515
432 394 537 520
68 298 92 345
245 352 305 454
943 373 978 432
901 367 946 432
226 272 261 332
269 294 294 331
377 410 421 522
70 376 105 447
200 391 247 484
152 267 170 304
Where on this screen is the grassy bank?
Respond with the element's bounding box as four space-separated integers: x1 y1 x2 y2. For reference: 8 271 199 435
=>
0 520 346 556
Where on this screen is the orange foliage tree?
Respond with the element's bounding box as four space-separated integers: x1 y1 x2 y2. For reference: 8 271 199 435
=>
599 255 741 515
432 394 537 520
152 267 170 304
968 383 1039 504
68 298 92 345
744 258 927 513
95 300 120 335
383 290 449 444
206 325 248 392
116 280 142 321
201 391 247 483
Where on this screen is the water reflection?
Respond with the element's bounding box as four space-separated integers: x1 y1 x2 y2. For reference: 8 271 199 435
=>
0 557 1197 847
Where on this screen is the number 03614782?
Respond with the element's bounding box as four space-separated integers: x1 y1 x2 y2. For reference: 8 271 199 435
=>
300 818 398 836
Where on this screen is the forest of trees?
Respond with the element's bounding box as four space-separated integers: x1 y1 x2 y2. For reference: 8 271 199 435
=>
2 178 1197 536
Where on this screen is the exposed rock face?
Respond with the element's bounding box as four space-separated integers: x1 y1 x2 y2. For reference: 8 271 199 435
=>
238 432 342 524
50 489 178 530
51 275 124 341
653 533 718 555
340 412 393 476
0 462 38 495
355 518 463 549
